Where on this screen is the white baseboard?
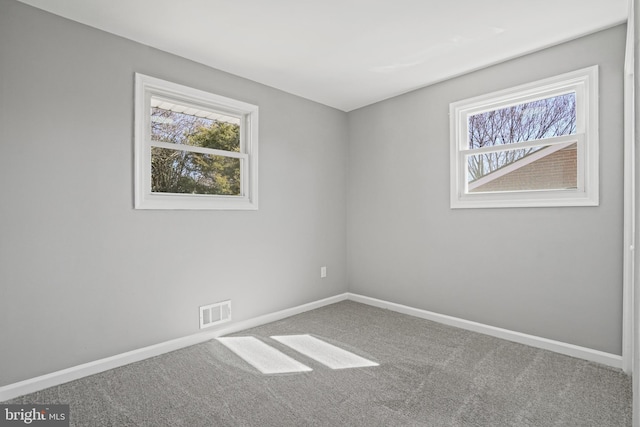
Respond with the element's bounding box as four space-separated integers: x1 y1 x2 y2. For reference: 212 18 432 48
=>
1 291 622 401
0 293 349 402
347 293 623 369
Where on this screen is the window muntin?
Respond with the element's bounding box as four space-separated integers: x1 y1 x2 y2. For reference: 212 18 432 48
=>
135 74 258 210
450 66 598 208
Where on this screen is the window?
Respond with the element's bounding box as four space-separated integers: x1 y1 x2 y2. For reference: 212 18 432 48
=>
449 66 598 208
134 73 258 210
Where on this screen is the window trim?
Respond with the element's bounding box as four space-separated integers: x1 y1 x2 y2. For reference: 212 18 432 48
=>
134 73 259 210
449 66 599 209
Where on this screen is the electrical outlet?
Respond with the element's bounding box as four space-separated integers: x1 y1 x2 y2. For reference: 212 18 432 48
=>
320 266 327 278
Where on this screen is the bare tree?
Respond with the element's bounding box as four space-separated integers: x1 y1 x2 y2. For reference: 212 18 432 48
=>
150 107 241 195
467 93 576 182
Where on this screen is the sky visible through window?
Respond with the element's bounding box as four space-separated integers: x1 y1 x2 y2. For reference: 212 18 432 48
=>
467 92 576 183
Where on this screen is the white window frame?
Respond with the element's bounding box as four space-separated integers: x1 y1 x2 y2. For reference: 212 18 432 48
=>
449 66 599 209
134 73 258 210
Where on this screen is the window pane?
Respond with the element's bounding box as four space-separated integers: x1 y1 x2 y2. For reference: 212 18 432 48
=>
151 147 241 195
467 143 577 193
150 97 241 152
468 93 576 149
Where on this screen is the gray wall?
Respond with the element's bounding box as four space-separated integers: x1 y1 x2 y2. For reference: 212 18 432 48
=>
0 1 347 387
0 0 627 388
634 1 640 421
347 25 626 355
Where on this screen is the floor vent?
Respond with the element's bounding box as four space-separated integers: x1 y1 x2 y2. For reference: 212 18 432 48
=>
199 300 231 329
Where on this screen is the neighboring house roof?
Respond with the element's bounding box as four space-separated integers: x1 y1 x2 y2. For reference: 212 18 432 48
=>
468 142 577 193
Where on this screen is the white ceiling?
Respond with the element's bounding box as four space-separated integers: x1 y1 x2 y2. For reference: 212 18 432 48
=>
17 0 628 111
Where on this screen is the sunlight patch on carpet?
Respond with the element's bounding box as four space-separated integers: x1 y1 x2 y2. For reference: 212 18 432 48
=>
271 334 379 369
217 336 312 374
